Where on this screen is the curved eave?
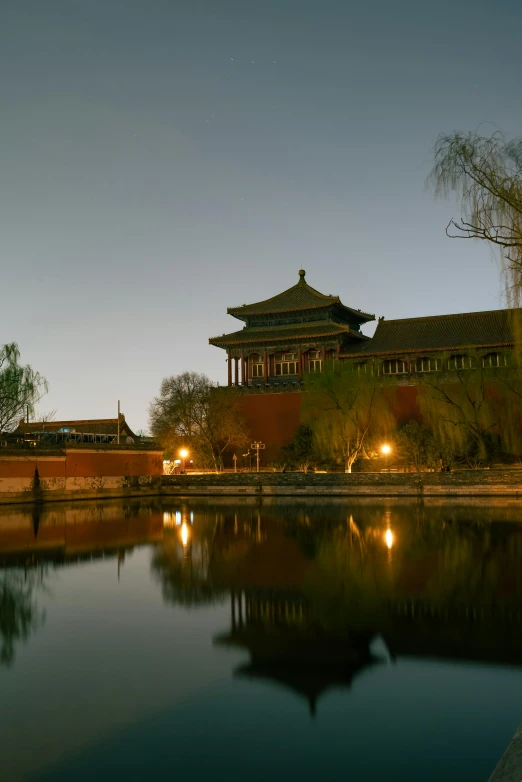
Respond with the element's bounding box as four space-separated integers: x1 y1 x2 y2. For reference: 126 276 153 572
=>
336 301 375 323
227 301 338 318
210 327 358 348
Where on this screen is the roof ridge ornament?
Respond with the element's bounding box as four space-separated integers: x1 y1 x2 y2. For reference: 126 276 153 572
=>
298 269 306 283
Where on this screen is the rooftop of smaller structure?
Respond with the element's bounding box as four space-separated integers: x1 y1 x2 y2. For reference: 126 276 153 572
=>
342 308 521 357
209 320 370 348
227 270 374 323
14 414 137 439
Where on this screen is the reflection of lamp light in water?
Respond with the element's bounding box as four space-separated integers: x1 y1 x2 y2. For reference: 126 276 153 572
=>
385 528 394 549
181 522 189 547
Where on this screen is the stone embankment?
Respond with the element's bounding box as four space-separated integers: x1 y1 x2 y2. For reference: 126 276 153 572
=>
2 469 522 505
159 470 522 497
489 721 522 781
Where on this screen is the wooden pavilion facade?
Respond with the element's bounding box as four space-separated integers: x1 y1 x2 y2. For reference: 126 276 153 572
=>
209 270 374 386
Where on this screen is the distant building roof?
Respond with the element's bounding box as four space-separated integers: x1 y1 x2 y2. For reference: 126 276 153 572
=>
15 415 138 439
209 321 370 348
342 308 521 357
227 270 374 323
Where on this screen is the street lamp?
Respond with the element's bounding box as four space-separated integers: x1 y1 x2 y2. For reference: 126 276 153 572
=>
381 443 391 471
179 448 189 473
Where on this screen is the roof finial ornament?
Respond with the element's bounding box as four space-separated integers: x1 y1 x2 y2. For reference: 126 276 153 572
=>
298 269 306 283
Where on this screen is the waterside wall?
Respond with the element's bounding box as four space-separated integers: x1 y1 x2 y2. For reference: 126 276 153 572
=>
2 469 522 504
0 444 163 500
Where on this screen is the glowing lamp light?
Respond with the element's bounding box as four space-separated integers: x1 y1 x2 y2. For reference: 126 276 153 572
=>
381 444 391 455
385 529 394 549
180 449 189 459
181 522 189 547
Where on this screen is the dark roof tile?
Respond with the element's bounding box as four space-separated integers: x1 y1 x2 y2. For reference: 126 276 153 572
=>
209 321 369 347
227 271 374 322
343 309 521 357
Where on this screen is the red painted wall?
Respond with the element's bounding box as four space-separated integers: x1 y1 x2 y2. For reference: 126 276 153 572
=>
65 449 163 478
0 448 163 480
240 393 303 461
0 456 65 479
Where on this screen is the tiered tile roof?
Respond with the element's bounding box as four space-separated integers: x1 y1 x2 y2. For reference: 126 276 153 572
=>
209 321 369 348
227 269 374 324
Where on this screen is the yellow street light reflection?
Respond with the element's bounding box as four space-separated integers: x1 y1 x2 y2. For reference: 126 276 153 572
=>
181 522 189 547
385 528 394 549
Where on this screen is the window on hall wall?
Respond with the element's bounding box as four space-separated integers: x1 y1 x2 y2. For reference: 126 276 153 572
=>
382 358 408 375
250 353 264 378
482 352 506 368
275 351 298 376
353 361 373 374
308 349 323 373
448 354 474 371
413 356 439 373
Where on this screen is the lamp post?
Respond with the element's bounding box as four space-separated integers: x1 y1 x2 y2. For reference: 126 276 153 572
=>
250 441 266 473
179 448 189 474
381 443 391 472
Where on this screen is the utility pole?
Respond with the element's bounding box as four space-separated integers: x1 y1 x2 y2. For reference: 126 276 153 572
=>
250 441 266 473
117 400 120 444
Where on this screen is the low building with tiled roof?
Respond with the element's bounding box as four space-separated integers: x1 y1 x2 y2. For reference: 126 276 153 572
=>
340 308 521 379
14 414 138 443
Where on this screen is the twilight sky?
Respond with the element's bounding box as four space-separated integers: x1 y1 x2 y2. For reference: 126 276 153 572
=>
1 0 521 430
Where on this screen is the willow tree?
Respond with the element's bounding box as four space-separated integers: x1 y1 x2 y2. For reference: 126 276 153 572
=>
429 131 522 303
149 371 249 471
0 343 48 433
418 357 498 464
304 366 393 473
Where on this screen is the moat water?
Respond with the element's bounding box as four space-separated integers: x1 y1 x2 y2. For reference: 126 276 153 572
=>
1 497 522 781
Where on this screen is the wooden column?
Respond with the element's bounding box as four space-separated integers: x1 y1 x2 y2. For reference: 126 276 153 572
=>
298 347 303 380
234 357 239 386
322 345 326 370
227 355 232 386
241 353 246 385
264 350 268 381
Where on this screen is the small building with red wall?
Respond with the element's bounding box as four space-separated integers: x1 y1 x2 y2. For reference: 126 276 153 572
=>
0 415 163 494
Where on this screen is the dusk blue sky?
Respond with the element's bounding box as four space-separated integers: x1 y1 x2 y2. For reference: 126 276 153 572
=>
2 0 521 430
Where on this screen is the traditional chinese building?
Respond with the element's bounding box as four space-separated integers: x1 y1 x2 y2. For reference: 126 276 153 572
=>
210 271 522 459
209 269 374 386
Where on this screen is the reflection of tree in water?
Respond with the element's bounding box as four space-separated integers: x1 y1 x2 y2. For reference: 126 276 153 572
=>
0 567 46 666
151 517 225 607
302 502 522 633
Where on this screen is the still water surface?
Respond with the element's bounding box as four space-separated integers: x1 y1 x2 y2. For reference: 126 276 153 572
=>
1 497 522 781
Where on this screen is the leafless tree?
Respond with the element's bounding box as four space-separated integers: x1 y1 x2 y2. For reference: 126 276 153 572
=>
149 371 249 471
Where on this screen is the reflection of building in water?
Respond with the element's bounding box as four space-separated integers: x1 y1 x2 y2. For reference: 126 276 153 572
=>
0 502 164 567
215 589 380 717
